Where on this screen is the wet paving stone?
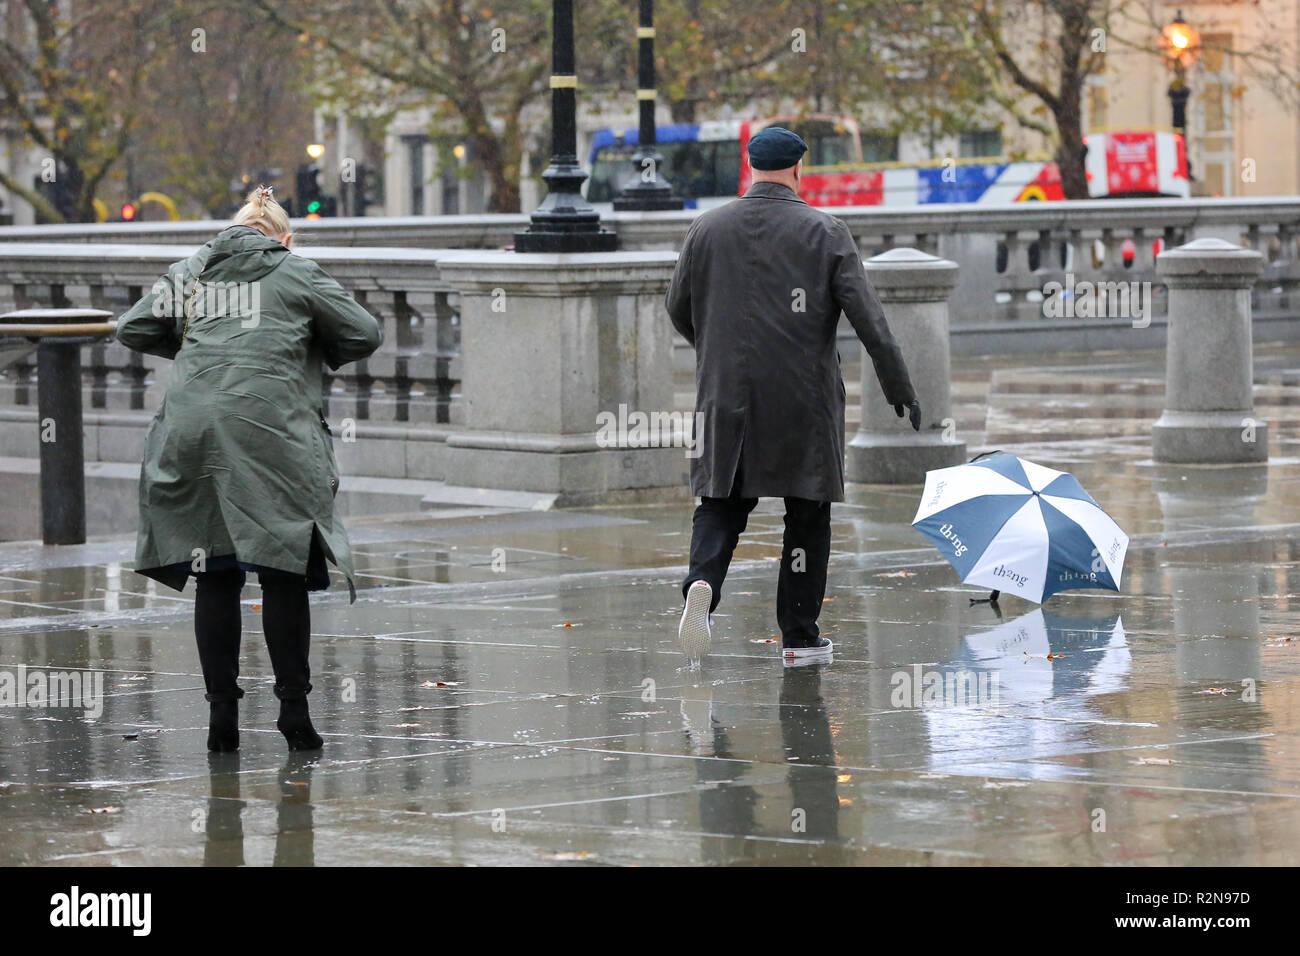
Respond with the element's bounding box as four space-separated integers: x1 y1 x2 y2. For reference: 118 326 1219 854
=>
4 346 1300 864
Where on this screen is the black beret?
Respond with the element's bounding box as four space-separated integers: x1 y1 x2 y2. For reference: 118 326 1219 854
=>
747 127 808 170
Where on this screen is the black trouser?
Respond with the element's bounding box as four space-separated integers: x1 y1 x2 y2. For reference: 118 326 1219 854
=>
194 568 313 704
682 475 832 644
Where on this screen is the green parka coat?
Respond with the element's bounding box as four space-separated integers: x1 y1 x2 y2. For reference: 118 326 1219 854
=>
116 225 382 602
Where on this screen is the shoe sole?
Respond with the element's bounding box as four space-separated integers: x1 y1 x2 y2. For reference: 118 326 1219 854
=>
783 639 834 660
678 581 713 659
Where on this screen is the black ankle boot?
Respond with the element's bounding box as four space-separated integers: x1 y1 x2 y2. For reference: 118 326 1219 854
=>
277 697 323 751
207 698 239 752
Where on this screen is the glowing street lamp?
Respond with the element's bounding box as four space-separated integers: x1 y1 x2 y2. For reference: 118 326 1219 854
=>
1160 11 1201 179
306 143 325 160
1160 12 1202 73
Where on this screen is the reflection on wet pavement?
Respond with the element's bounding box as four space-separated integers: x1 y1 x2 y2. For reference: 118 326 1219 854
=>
3 346 1300 865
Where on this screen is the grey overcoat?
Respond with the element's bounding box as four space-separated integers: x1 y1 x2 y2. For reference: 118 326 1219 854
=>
665 181 916 501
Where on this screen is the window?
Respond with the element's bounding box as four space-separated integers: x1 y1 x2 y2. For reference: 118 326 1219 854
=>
959 129 1003 159
1193 34 1234 196
861 132 899 163
1086 79 1109 132
588 139 742 202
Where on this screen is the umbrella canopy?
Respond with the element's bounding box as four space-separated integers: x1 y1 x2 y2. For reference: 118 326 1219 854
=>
911 452 1128 603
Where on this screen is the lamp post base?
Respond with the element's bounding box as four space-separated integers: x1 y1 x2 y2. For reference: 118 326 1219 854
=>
514 229 618 253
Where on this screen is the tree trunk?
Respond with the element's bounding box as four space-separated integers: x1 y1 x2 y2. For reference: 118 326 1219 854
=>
460 92 520 214
1054 92 1089 200
670 99 697 123
1055 4 1090 200
468 129 520 214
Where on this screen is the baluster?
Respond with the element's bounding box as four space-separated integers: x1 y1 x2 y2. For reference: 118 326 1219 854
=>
434 289 461 424
349 288 374 422
392 291 413 424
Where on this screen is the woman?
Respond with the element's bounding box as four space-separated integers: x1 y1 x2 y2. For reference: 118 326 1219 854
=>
117 186 382 752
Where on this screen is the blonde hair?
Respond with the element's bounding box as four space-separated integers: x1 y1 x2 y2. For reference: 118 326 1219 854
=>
233 184 292 240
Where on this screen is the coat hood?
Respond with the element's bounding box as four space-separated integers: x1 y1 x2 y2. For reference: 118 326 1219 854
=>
185 224 290 283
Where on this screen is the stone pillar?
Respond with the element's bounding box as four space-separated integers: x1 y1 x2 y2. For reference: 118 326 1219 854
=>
846 248 965 484
435 250 689 506
1153 238 1267 463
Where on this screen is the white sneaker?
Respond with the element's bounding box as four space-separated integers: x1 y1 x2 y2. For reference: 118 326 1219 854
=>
783 637 833 663
677 580 713 660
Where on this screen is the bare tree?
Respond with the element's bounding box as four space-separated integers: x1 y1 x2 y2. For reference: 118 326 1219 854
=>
0 0 178 221
130 2 316 218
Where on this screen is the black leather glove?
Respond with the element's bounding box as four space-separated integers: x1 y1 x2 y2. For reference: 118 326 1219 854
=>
894 400 922 432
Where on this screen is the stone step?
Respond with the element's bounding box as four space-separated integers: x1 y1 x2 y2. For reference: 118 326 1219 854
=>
0 456 514 543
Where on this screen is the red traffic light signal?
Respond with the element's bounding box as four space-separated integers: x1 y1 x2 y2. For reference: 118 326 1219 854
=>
120 202 137 221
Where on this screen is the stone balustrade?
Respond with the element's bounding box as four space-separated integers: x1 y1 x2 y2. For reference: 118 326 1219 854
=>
0 196 1297 491
0 242 465 482
4 197 1297 353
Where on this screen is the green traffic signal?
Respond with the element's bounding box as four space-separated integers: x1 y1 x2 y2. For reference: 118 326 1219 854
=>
307 199 322 213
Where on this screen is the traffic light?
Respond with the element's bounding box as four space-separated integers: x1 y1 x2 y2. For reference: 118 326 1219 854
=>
120 201 137 221
296 162 335 218
296 162 320 217
356 162 380 212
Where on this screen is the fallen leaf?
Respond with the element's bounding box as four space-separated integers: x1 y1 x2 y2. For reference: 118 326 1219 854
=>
538 851 596 861
1134 757 1174 765
749 637 778 644
1197 687 1233 696
420 680 460 688
876 571 914 578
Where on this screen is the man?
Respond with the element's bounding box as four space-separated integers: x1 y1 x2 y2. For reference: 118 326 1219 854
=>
665 127 920 664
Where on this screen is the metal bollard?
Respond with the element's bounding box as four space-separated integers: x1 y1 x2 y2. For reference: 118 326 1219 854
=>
845 247 966 484
0 309 115 544
1153 238 1267 463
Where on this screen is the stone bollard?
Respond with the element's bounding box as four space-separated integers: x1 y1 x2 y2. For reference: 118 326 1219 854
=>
1153 237 1267 463
0 308 115 544
845 247 966 484
435 250 688 506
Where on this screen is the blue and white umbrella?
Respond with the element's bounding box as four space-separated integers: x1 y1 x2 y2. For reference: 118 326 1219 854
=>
911 452 1128 603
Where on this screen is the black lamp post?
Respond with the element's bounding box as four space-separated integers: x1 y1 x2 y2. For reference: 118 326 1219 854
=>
613 0 683 211
515 0 617 252
1160 10 1201 180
